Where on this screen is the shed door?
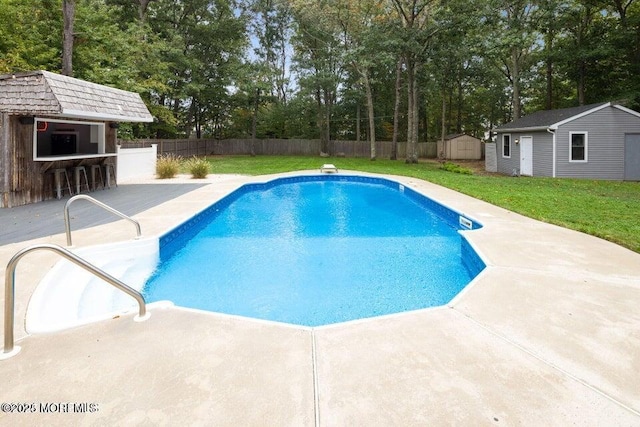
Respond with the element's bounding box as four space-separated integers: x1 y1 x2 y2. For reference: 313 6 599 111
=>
520 136 533 176
625 134 640 181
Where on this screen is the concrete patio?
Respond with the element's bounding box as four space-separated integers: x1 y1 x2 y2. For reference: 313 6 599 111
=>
1 171 639 425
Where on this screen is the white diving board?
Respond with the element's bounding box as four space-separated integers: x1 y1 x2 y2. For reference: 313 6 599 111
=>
320 164 338 173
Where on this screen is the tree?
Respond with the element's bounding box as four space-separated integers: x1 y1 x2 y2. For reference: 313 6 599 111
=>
0 0 61 73
553 0 613 105
484 0 539 119
290 3 343 153
295 0 393 160
4 0 640 142
249 0 292 103
391 0 440 163
62 0 75 75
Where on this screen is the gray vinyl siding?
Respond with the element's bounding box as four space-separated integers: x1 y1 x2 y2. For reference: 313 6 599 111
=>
496 132 519 175
496 131 553 176
555 107 640 180
532 131 553 177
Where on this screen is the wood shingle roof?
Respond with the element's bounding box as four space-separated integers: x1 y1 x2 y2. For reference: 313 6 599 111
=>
0 70 153 122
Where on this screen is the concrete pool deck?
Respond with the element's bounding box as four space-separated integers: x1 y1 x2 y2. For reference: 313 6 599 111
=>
1 171 639 425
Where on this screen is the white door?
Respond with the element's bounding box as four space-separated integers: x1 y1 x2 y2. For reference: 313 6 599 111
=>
520 136 533 176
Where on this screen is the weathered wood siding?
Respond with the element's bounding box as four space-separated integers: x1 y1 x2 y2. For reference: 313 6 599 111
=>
1 116 118 208
1 116 45 207
120 138 438 159
555 107 640 180
1 113 10 206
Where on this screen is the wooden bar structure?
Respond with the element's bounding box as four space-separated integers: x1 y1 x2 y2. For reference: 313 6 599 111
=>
0 71 152 208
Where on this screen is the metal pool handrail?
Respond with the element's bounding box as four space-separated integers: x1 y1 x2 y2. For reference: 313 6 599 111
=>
64 194 142 246
2 243 148 359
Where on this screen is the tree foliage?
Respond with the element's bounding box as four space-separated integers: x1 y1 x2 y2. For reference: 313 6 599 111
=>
1 0 639 144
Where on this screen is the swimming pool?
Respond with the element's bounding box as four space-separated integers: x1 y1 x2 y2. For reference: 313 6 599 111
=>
142 175 485 326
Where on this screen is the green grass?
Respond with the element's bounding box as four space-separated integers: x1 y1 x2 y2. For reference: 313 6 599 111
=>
186 155 640 253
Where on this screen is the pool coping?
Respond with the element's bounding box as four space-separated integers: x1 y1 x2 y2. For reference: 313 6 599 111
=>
1 170 639 424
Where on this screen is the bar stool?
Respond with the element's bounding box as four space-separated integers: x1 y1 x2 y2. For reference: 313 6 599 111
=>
90 164 104 190
52 168 73 199
104 163 117 188
72 166 90 194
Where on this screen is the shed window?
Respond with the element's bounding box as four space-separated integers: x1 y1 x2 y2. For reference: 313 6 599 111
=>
502 134 511 158
570 132 587 162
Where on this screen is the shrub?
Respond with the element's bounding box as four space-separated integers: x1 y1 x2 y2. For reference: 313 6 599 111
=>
185 156 210 179
440 161 473 175
156 154 181 179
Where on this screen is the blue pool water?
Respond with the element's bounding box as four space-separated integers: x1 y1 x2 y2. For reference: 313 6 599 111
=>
142 176 484 326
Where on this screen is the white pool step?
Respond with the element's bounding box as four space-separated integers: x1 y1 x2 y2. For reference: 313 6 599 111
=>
27 238 159 333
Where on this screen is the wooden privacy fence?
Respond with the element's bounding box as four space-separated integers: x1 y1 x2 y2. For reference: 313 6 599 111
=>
119 138 438 159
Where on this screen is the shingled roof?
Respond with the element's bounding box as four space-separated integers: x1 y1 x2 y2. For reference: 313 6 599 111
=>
0 70 153 122
495 102 610 132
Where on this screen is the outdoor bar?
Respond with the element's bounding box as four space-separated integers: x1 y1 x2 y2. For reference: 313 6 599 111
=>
0 70 153 208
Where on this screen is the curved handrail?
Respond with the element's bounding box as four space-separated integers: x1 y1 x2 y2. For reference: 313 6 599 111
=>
64 195 141 246
3 243 148 358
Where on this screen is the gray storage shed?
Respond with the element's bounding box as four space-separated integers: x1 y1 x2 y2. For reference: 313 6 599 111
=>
492 102 640 180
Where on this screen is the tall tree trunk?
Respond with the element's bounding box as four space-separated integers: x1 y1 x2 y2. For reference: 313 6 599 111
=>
391 58 402 161
195 106 202 139
545 29 554 110
62 0 75 76
316 89 327 154
252 88 259 140
406 60 414 163
186 101 194 139
546 58 553 110
447 89 453 133
363 71 376 161
138 0 153 21
411 74 419 162
356 103 361 142
511 47 521 119
251 88 259 156
456 72 463 133
577 61 586 105
320 88 330 154
325 90 331 152
405 59 418 164
424 101 429 142
441 87 446 158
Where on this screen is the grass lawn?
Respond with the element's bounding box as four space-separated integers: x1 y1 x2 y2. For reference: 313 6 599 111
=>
196 155 640 253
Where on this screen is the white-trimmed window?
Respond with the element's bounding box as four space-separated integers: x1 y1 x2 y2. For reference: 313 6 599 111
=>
569 131 588 162
502 134 511 158
33 118 105 160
